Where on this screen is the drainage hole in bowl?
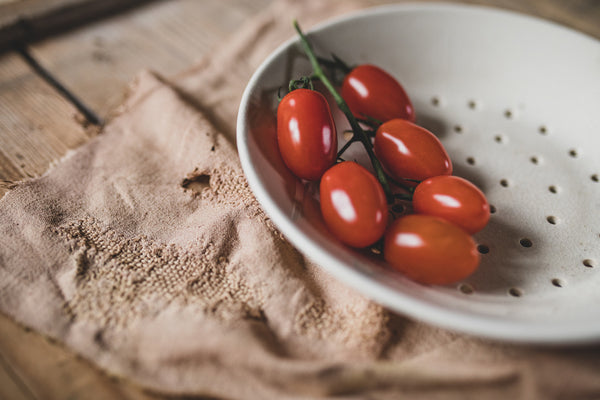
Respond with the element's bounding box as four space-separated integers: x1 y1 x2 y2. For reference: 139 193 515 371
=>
500 179 509 187
583 259 596 268
508 287 523 297
468 100 477 110
591 174 599 183
489 205 496 214
504 109 513 119
548 185 559 194
546 216 558 225
530 156 540 165
454 125 463 133
458 283 474 295
551 278 565 288
539 125 548 135
494 134 505 144
431 96 440 106
569 149 578 158
477 244 489 254
519 238 533 248
466 156 475 166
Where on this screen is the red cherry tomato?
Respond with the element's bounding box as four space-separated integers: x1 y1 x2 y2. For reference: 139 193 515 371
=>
413 175 490 234
384 214 480 285
341 64 415 123
374 119 452 183
277 89 337 181
320 162 388 248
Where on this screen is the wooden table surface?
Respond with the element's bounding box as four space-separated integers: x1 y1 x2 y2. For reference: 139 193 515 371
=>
1 0 599 398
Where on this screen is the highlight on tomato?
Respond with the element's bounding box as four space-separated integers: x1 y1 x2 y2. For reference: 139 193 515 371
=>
374 119 452 184
383 214 480 285
319 161 388 248
341 64 415 124
413 175 490 234
276 88 337 181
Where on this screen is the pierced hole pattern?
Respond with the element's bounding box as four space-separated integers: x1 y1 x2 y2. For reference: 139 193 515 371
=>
459 283 474 295
477 244 489 254
551 278 565 288
424 96 598 301
569 149 578 158
520 238 533 248
509 288 522 297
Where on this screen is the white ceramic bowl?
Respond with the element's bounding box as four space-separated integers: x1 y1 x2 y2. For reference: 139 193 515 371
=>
237 3 600 344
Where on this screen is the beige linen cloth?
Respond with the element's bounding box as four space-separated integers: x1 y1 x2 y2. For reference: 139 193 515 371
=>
1 0 600 398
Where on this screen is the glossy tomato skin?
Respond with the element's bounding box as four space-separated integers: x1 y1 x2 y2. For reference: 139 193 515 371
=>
413 175 490 234
277 89 337 181
384 214 480 285
341 64 415 123
374 119 452 183
320 162 388 248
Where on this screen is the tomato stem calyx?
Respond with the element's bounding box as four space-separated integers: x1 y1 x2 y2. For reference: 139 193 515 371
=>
293 20 393 203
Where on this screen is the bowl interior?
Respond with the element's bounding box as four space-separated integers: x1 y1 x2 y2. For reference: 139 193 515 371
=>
237 4 600 343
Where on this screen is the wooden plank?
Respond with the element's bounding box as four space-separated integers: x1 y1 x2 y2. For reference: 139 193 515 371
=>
0 353 34 400
0 0 153 51
0 51 90 198
0 312 157 400
27 0 274 119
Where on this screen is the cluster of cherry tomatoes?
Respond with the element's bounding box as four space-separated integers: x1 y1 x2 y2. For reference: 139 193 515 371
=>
275 23 490 286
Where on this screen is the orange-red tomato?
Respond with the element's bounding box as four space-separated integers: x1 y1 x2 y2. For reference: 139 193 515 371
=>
384 214 480 285
276 89 337 181
320 162 388 248
341 64 415 123
374 119 452 183
413 175 490 234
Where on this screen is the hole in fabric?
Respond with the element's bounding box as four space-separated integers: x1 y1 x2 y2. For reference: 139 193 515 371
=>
182 173 211 193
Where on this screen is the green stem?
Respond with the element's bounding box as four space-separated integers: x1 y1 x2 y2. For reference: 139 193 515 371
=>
336 137 356 159
293 20 392 202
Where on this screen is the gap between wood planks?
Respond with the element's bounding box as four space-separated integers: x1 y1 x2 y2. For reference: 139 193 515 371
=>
16 45 104 127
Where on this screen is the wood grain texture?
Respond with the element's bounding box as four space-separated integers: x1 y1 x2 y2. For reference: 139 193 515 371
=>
0 313 160 400
0 0 152 51
0 51 90 197
0 0 598 399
